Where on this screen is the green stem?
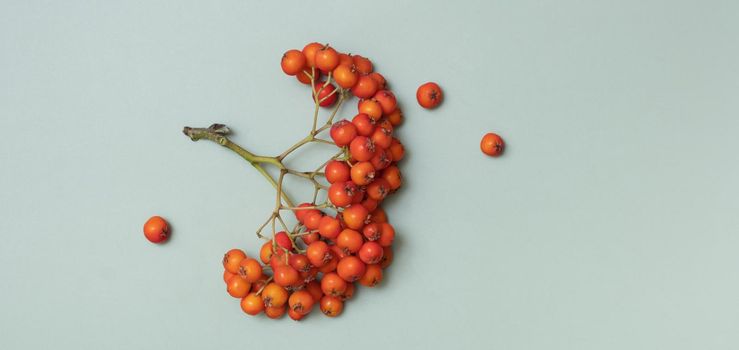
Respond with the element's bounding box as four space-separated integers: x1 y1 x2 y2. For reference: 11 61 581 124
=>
183 124 294 207
277 134 313 161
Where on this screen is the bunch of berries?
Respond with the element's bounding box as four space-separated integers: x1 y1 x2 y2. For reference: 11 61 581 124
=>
214 42 404 320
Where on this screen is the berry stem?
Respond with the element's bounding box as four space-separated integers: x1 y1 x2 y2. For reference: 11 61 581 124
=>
289 230 318 237
256 212 277 239
313 138 336 145
315 90 347 134
183 64 349 245
281 204 329 211
183 124 295 208
277 134 313 161
276 92 345 161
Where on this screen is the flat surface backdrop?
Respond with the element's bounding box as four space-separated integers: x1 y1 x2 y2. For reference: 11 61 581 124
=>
2 1 738 349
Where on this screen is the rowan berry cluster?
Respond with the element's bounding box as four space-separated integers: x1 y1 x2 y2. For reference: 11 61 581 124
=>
184 42 404 320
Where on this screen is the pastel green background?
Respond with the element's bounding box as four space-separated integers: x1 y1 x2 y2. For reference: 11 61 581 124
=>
1 1 738 349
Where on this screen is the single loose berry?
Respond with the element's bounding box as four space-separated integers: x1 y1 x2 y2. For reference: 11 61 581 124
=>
143 216 169 243
416 82 443 109
480 132 505 157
